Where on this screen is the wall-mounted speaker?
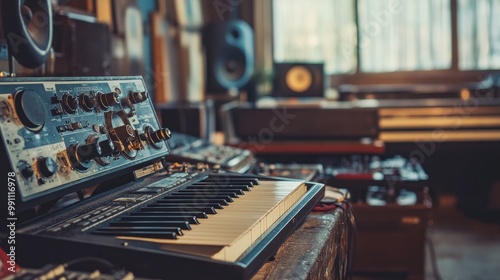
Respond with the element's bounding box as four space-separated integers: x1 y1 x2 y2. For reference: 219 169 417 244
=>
203 19 254 93
1 0 53 69
273 63 324 97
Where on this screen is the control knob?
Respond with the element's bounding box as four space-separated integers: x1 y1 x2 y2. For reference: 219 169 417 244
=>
98 139 115 157
18 160 34 179
129 91 148 104
76 142 101 162
62 93 78 114
76 139 114 162
37 157 58 178
98 91 120 109
150 128 171 143
79 93 95 112
68 139 115 171
141 126 171 150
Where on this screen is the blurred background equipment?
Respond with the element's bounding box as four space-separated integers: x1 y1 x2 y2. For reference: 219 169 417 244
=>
166 131 255 173
325 155 431 279
221 101 379 145
158 100 215 140
52 8 111 76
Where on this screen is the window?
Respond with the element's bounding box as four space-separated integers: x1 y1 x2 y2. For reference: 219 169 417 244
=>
273 0 357 74
458 0 500 70
273 0 500 75
358 0 451 72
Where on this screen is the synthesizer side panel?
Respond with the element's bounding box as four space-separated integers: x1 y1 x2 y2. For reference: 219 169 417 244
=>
0 76 170 209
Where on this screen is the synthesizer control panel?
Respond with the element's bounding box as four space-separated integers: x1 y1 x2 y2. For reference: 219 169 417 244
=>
0 76 171 209
166 132 255 173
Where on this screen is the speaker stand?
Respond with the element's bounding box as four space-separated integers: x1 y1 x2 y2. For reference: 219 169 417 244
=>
7 53 15 77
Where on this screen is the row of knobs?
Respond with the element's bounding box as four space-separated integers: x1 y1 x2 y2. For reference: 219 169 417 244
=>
14 89 148 133
75 140 115 162
62 91 148 114
18 157 57 180
18 139 115 180
19 127 171 179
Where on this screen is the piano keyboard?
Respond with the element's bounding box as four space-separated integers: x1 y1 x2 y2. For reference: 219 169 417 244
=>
16 173 324 279
101 178 307 261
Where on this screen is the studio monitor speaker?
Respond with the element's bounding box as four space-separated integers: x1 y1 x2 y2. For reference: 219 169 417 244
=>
273 63 324 97
1 0 53 69
204 19 254 93
52 10 111 76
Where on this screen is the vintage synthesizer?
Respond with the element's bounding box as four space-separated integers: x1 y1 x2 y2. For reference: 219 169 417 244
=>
326 155 429 188
0 76 324 279
0 76 171 211
167 132 255 173
325 155 429 203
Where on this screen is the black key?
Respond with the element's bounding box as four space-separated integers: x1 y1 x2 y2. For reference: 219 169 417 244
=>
170 191 239 198
130 211 208 218
196 181 254 187
93 230 177 239
141 204 217 214
191 182 254 187
122 215 200 224
150 202 224 210
175 190 241 197
101 226 184 235
110 221 191 230
186 185 251 191
141 206 217 214
204 176 259 185
161 195 234 203
180 188 245 195
156 198 229 206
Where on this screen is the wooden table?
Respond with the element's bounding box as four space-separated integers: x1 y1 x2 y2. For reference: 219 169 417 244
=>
253 209 349 280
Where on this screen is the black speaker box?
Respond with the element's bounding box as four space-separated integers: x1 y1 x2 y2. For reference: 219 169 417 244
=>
157 100 215 141
203 19 254 92
274 63 324 97
1 0 53 69
52 11 111 76
222 102 379 141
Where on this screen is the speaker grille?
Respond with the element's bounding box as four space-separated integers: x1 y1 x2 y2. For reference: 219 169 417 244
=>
2 0 53 68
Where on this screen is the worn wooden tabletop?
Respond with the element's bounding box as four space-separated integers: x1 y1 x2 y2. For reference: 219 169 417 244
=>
253 209 348 280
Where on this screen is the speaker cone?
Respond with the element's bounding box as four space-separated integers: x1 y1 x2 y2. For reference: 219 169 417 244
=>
204 19 254 92
273 63 324 97
219 49 246 83
285 66 313 93
2 0 53 68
